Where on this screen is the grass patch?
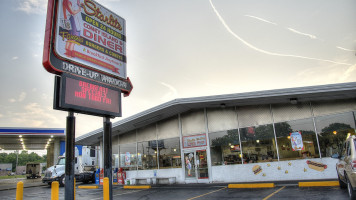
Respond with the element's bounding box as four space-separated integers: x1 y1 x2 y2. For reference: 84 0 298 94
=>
0 175 26 179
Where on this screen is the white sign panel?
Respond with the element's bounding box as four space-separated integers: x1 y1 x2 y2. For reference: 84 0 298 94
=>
55 0 126 79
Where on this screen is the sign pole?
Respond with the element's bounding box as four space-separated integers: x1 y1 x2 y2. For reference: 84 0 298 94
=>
103 117 113 200
65 111 75 200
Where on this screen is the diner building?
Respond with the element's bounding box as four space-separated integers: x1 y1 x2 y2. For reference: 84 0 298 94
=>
76 82 356 184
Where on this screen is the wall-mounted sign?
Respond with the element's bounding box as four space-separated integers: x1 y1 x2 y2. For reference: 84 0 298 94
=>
54 73 122 117
43 0 132 96
183 134 207 149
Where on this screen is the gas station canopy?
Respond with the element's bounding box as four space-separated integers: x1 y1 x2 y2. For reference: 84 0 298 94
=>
0 128 65 150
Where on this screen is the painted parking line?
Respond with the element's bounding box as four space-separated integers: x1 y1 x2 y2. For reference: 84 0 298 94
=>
90 190 142 200
263 186 286 200
186 187 227 200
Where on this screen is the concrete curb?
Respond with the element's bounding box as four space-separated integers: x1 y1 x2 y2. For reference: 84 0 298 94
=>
298 181 339 187
228 183 275 188
77 185 99 189
124 185 151 189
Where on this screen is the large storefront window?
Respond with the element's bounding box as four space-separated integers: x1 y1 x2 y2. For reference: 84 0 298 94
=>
137 140 158 170
275 118 319 160
316 112 356 157
119 143 137 171
209 129 241 166
240 124 278 163
159 138 181 168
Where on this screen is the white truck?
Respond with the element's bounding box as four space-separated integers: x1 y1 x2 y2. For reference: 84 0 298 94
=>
42 146 97 187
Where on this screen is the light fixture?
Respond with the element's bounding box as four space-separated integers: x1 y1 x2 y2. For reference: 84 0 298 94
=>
256 140 260 143
333 131 337 135
173 149 176 152
290 98 298 105
230 145 234 148
287 136 291 139
19 135 22 138
51 135 54 138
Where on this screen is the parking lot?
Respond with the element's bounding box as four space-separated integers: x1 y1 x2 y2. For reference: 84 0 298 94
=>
0 179 351 200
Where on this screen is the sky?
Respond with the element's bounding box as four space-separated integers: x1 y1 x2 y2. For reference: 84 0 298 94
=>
0 0 355 148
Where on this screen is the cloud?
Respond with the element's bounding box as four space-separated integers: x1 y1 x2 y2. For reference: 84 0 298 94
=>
18 92 26 102
244 15 277 25
287 28 317 39
17 0 48 14
11 103 62 127
12 56 19 60
8 92 27 103
295 63 356 85
208 0 352 66
159 82 178 101
337 46 355 52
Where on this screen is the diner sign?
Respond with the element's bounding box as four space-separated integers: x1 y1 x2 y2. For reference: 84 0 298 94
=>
183 134 207 148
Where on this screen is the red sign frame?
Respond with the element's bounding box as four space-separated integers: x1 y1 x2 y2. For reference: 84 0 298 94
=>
43 0 132 96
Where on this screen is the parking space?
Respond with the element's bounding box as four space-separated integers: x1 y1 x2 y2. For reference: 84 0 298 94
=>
0 182 351 200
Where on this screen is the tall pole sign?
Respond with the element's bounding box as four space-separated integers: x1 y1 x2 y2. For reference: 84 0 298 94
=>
43 1 131 199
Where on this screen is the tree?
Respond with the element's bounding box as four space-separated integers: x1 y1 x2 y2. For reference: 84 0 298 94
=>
0 151 46 171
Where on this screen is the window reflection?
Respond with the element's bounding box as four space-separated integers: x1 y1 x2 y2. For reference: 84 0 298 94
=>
240 124 277 163
275 119 319 160
138 140 158 170
316 112 356 157
159 138 182 168
209 129 241 165
119 143 137 171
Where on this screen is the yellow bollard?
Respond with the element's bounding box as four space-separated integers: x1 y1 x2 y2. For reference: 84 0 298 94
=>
103 177 109 200
51 181 59 200
16 181 23 200
74 178 76 200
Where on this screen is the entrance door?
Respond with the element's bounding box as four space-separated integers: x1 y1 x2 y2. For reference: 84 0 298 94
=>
196 150 208 179
184 152 196 178
184 150 209 179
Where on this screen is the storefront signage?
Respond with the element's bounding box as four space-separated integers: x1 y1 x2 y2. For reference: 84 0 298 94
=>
54 73 122 117
290 131 304 151
183 134 207 148
43 0 132 96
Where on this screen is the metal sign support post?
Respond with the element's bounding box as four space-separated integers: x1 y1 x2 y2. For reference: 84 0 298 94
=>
103 117 113 200
65 112 75 200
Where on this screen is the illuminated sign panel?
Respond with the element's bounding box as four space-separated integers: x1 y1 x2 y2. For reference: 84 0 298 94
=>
55 74 121 117
55 0 126 79
43 0 132 96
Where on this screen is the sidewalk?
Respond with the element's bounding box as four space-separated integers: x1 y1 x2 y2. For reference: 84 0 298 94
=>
0 178 47 191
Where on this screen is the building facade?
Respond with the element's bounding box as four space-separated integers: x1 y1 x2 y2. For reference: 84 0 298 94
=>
76 82 356 184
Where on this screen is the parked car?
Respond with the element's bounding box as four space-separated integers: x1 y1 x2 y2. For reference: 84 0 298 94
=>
334 135 356 199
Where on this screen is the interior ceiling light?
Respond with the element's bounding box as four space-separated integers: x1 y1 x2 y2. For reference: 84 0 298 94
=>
51 135 54 138
19 135 22 138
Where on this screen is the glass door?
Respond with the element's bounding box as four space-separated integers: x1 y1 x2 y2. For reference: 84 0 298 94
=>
184 152 195 178
184 150 209 180
196 150 208 179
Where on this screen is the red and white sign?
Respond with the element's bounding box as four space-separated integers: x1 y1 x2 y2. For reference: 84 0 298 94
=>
43 0 132 96
183 134 207 148
55 0 126 78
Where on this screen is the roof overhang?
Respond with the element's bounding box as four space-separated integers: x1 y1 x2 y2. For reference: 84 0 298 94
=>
76 82 356 145
0 128 65 150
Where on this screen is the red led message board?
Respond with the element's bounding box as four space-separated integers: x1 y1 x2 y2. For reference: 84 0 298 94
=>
54 74 121 117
